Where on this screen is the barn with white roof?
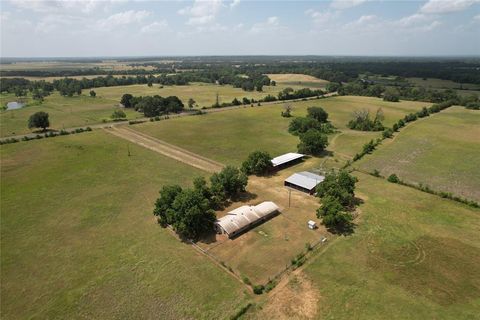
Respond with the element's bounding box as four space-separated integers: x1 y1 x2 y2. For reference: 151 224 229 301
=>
271 152 304 169
214 201 279 238
284 171 325 194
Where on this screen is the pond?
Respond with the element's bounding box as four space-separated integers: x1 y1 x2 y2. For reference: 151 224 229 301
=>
6 102 25 110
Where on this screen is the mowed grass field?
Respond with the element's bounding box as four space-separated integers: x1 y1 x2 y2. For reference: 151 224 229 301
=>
266 73 329 89
297 173 480 320
0 131 249 319
134 96 430 166
356 106 480 202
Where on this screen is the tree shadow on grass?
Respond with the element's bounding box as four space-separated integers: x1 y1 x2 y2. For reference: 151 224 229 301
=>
326 221 357 236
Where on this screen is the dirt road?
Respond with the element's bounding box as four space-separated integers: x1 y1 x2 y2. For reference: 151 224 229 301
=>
105 126 224 173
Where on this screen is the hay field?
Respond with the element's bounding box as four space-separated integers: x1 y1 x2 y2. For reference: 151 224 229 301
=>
356 106 480 201
0 131 249 319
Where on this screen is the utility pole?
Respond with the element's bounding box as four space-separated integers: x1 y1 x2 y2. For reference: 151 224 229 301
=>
288 189 291 208
127 144 131 157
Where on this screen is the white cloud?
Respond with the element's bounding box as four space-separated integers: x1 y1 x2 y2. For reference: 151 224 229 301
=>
420 0 479 14
178 0 224 26
305 9 338 26
141 20 169 34
8 0 122 14
330 0 367 10
230 0 240 9
394 13 432 27
250 16 281 33
98 10 151 30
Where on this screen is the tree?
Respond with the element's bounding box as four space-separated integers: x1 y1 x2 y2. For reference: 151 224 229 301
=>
28 111 50 131
281 104 292 117
241 151 273 176
317 197 353 231
169 189 216 240
89 90 96 97
307 106 329 123
210 166 248 200
153 185 183 226
297 129 328 155
111 109 126 119
188 98 196 109
121 94 134 108
383 88 400 102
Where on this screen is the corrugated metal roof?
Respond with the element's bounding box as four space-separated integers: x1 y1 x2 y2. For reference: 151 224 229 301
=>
215 201 279 236
285 171 325 190
271 153 304 167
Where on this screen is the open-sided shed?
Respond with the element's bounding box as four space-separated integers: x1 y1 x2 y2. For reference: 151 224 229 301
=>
284 171 325 194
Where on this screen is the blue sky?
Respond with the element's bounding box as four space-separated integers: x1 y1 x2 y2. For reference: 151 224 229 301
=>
1 0 479 57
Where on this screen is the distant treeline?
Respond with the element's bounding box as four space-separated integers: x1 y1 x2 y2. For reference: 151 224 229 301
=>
1 71 273 96
331 80 479 107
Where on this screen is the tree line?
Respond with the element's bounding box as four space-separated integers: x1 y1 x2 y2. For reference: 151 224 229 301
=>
120 94 184 117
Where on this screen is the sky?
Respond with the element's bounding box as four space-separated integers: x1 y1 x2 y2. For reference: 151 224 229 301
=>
1 0 479 57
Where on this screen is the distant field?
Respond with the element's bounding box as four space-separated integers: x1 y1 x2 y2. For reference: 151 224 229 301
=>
0 82 320 137
0 131 249 319
0 61 156 71
407 77 480 91
356 106 480 201
1 74 136 81
134 96 430 165
266 73 329 89
250 173 480 319
93 82 292 109
0 92 141 137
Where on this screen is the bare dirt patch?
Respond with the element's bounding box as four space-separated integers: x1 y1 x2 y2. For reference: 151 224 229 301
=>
256 271 320 320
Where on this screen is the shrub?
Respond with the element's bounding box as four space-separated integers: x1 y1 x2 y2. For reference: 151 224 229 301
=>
242 276 252 286
253 285 264 295
372 169 380 177
387 174 400 183
382 128 394 139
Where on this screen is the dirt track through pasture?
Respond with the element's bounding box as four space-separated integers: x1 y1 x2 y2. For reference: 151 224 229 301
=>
105 126 224 173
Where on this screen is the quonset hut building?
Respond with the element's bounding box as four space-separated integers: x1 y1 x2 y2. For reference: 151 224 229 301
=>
214 201 279 238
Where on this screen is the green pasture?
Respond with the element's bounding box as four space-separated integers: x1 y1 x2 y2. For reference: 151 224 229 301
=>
301 172 480 319
133 96 430 166
0 131 249 319
356 106 480 202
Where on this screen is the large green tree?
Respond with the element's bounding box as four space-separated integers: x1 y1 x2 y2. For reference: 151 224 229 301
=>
210 166 248 200
153 185 183 226
307 106 329 123
241 151 273 176
28 111 50 131
297 129 328 155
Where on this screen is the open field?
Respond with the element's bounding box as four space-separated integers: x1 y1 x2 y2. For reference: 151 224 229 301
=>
0 61 157 71
93 82 292 108
407 77 480 91
133 96 431 165
0 82 314 137
0 92 141 137
199 159 330 285
266 74 329 89
0 131 250 319
356 106 480 202
249 172 480 319
1 74 139 81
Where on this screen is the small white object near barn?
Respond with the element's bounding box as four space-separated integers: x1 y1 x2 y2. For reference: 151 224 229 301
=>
307 220 317 229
